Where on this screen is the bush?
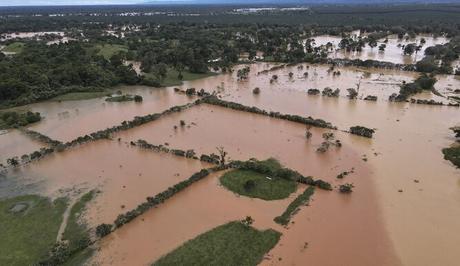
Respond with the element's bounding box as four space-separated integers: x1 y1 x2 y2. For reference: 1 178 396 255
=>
95 224 112 238
350 126 375 138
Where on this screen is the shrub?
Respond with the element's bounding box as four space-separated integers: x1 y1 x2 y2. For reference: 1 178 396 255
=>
95 224 112 238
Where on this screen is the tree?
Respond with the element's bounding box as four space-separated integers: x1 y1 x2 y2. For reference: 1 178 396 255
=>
404 43 417 55
96 223 112 238
241 216 254 227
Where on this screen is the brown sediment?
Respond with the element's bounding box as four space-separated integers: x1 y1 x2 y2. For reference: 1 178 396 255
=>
110 103 399 265
26 86 192 142
7 139 210 226
0 129 46 164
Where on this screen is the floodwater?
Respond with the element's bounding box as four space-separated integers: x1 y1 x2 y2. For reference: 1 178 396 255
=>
0 60 459 265
26 86 192 142
110 104 398 265
91 172 307 266
173 64 460 266
3 139 209 226
0 129 46 165
311 34 448 64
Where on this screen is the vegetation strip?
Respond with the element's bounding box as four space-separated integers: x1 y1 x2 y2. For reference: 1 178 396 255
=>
2 100 200 169
274 186 315 226
19 128 63 147
132 139 221 165
198 95 337 129
153 221 281 266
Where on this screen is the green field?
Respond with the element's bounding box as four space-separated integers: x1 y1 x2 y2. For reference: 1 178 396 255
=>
145 69 217 87
94 44 128 59
220 169 297 201
153 221 281 266
62 191 94 251
50 91 110 102
0 195 68 266
3 42 25 53
442 146 460 168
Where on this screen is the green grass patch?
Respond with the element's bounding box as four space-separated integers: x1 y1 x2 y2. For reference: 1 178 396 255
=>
3 42 25 53
50 91 110 102
220 168 297 201
153 221 281 266
0 195 68 266
442 146 460 168
145 69 217 87
62 191 95 251
94 44 128 60
274 186 315 226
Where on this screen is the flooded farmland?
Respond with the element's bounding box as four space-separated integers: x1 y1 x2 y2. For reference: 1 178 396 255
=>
4 139 209 226
1 61 459 266
312 34 449 64
0 129 46 165
26 86 192 142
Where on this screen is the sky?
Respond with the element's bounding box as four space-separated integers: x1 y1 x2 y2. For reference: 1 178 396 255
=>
0 0 143 6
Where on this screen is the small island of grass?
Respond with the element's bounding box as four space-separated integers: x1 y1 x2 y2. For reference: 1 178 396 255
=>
153 221 281 266
220 159 297 200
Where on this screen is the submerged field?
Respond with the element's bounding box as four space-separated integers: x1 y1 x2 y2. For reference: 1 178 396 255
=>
1 57 459 266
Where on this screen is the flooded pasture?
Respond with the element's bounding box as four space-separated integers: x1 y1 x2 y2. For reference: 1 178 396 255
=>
0 129 46 165
0 60 459 265
3 139 209 226
173 64 460 266
112 103 398 265
26 86 192 142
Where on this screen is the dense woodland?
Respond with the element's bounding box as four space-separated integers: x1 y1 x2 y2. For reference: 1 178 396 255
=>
0 4 460 108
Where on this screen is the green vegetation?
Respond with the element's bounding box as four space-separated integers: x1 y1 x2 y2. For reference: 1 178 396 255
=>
0 111 41 129
0 42 138 107
3 42 25 53
144 68 216 87
230 158 333 191
62 191 94 251
274 186 315 226
50 91 110 101
0 195 67 266
442 146 460 168
220 169 297 201
153 221 281 266
391 74 438 101
94 44 128 60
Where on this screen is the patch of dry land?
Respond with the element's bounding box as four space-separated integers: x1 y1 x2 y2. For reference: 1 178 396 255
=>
1 60 459 266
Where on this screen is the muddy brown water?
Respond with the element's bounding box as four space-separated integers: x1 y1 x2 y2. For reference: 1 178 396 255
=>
5 139 209 226
109 103 398 265
1 61 458 265
26 86 192 142
172 64 460 266
0 129 46 165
